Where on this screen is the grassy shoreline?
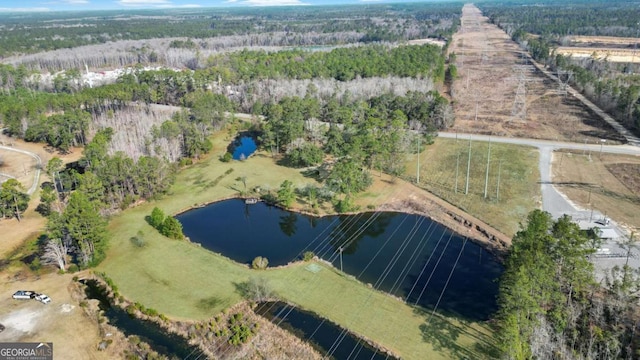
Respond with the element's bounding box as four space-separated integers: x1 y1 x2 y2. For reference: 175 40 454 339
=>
98 131 501 359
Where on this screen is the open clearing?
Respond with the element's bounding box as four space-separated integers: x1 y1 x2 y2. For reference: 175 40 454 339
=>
0 272 111 360
565 35 640 47
0 149 37 191
97 128 500 360
556 47 640 63
406 138 540 237
449 4 623 143
552 150 640 232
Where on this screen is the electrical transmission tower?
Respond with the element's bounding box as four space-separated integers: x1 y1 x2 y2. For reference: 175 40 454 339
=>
507 65 535 122
481 47 489 65
556 69 573 96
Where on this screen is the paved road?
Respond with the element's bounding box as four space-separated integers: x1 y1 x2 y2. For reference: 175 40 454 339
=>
438 132 640 156
0 141 42 196
439 131 640 277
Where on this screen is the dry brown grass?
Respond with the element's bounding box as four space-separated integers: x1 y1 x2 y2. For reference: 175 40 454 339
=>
0 149 37 191
552 150 640 232
448 4 623 143
0 135 82 258
0 271 111 360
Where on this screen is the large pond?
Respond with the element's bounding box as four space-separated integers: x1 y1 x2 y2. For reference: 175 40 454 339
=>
177 199 503 321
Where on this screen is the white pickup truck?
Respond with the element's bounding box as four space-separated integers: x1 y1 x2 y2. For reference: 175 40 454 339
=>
35 294 51 304
12 290 36 300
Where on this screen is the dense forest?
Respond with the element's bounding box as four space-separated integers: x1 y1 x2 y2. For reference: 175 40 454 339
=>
0 3 460 59
0 17 454 269
497 210 640 359
479 0 640 38
479 0 640 132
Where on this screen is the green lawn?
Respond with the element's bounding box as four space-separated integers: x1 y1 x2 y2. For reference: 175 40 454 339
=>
98 130 500 360
405 138 540 236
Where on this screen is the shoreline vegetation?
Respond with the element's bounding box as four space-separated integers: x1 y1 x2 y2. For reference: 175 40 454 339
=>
176 186 512 259
73 274 326 359
98 133 501 359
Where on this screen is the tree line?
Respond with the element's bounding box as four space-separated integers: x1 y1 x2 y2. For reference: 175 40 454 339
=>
497 210 640 359
481 0 640 38
0 3 459 58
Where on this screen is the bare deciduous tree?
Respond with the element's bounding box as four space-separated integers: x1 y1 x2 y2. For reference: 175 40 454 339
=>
41 238 67 271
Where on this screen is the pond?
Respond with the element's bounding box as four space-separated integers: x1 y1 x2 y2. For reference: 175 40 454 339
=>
255 302 391 360
177 199 503 322
231 136 257 160
82 279 199 359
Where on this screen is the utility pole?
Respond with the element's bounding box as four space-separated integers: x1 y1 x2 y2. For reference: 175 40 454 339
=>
455 152 460 194
625 232 636 268
416 135 421 184
474 101 479 121
483 137 492 199
465 136 472 195
339 247 343 272
496 158 502 201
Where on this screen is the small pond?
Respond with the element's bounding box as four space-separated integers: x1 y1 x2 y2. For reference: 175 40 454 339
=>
231 136 257 160
255 302 391 360
82 279 199 359
177 199 503 321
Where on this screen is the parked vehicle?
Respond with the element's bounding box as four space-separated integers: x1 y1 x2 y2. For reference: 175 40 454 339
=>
35 294 51 304
12 291 36 300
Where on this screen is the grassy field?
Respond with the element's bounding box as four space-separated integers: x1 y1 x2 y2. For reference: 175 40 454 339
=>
552 150 640 231
98 130 499 360
405 138 540 236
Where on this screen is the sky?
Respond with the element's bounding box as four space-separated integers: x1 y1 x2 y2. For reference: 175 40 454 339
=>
0 0 437 12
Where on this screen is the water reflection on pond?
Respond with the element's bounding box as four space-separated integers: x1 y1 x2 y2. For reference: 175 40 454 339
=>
231 136 257 160
255 302 391 360
82 280 198 358
177 199 503 321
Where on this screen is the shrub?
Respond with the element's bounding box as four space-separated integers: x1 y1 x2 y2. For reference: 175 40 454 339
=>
126 305 137 316
130 232 146 248
303 251 315 261
242 277 275 302
179 158 193 167
149 207 165 229
220 152 233 162
144 308 159 317
68 264 79 273
251 256 269 270
29 258 41 272
160 217 184 240
333 196 359 213
285 143 324 168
